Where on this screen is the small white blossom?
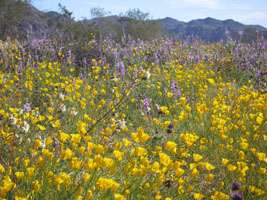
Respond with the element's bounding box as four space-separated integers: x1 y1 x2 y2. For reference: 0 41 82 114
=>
22 121 30 133
70 107 77 116
59 103 66 112
9 114 17 125
59 93 65 99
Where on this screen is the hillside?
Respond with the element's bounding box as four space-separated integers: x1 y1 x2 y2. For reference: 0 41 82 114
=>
160 17 267 42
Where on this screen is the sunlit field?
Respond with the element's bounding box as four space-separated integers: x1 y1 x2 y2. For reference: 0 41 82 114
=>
0 34 266 200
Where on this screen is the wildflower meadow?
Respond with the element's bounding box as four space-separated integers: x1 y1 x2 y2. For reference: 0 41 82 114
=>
0 33 266 200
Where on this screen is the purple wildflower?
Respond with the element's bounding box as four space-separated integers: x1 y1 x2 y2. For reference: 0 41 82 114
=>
168 123 174 129
68 50 72 57
231 193 243 200
134 71 138 80
72 58 78 64
23 103 31 113
255 69 261 78
171 81 182 98
83 57 87 65
143 97 149 111
113 50 118 60
231 182 241 191
167 129 173 134
167 123 174 134
171 81 176 92
142 96 151 122
51 48 55 56
18 59 23 71
94 61 98 67
53 141 60 148
120 61 125 79
79 73 84 80
186 96 190 103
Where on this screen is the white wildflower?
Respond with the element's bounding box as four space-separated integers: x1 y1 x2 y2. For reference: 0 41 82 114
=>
22 121 30 133
59 103 66 112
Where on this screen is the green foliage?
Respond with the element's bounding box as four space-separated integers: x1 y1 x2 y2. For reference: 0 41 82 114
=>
118 8 165 41
123 8 150 21
90 7 111 19
58 3 73 19
0 0 32 39
45 4 102 71
87 8 165 42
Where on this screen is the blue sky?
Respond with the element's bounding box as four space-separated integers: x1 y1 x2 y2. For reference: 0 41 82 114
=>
33 0 267 27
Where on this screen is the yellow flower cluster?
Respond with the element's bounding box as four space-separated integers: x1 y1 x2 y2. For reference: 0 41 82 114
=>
0 38 266 200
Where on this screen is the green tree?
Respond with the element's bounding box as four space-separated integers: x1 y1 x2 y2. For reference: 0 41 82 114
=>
90 7 110 19
119 8 165 41
49 4 102 71
124 8 150 21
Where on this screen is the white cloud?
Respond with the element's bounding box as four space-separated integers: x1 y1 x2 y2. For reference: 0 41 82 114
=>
161 0 224 9
229 11 267 24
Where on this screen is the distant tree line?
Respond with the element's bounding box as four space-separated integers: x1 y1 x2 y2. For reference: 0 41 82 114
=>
0 1 165 42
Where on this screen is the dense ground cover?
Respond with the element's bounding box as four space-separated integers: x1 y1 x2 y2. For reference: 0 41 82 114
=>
0 34 266 200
